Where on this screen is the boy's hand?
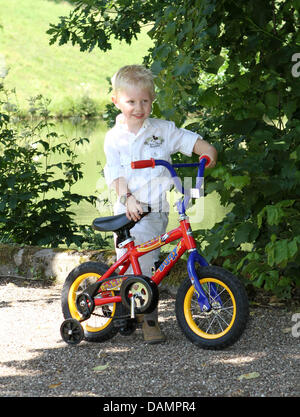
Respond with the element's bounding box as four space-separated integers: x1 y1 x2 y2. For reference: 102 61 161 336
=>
200 151 217 168
126 195 143 222
193 138 217 168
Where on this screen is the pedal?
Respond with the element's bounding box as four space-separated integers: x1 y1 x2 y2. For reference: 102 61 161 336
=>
118 318 137 336
130 294 136 319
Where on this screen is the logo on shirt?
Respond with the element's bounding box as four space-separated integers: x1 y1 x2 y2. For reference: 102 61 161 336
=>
144 135 164 148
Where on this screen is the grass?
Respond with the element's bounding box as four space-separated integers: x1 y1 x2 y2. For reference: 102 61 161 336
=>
0 0 152 116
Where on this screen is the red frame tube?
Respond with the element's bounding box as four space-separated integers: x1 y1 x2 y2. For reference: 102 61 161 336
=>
93 218 197 306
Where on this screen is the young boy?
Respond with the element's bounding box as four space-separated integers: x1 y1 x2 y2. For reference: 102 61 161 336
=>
103 65 217 344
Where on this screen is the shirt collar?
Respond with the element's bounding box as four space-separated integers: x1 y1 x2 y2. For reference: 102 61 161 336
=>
143 118 151 129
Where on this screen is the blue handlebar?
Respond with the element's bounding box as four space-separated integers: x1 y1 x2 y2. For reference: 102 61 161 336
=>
154 158 207 215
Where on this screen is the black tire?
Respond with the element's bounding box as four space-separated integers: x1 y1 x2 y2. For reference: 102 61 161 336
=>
60 318 84 345
175 266 249 350
61 261 122 343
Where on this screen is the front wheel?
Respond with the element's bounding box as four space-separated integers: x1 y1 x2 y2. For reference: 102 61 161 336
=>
175 266 249 350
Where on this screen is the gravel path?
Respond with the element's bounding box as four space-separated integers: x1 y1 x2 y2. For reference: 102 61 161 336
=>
0 276 299 398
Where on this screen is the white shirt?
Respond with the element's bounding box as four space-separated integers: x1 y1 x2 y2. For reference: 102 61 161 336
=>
104 118 200 209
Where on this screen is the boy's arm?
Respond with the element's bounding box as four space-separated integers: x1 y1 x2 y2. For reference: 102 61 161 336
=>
111 177 143 222
193 138 217 168
111 176 130 197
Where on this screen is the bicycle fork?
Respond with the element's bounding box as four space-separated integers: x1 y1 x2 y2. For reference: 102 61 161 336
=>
187 250 222 311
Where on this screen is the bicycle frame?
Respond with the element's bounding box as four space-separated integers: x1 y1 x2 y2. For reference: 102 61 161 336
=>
93 156 219 312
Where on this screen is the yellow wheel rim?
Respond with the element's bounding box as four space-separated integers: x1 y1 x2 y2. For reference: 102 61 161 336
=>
68 272 117 333
184 278 236 339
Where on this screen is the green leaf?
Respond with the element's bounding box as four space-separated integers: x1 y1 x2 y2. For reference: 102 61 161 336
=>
93 363 109 372
288 237 299 258
151 60 164 75
253 273 266 288
197 88 220 107
164 21 176 40
237 252 260 271
255 102 266 115
264 270 279 291
221 119 257 135
238 372 260 381
173 59 193 76
205 55 225 74
38 140 50 151
265 91 278 107
210 165 228 178
257 204 285 228
265 235 300 268
283 100 297 119
224 175 250 190
274 239 289 266
234 222 258 246
266 206 285 226
206 24 218 37
6 175 16 188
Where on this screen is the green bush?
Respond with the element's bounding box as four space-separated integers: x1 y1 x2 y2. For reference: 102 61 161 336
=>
0 84 106 248
194 112 300 299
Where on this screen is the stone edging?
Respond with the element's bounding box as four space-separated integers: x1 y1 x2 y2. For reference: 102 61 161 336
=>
0 244 186 294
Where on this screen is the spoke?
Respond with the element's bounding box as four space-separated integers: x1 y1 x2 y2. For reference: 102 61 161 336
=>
220 305 234 312
213 314 225 333
205 314 218 333
209 286 226 303
200 282 229 305
216 311 231 328
221 296 233 307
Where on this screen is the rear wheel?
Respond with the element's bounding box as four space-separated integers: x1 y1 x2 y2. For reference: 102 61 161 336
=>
175 266 249 349
61 262 122 343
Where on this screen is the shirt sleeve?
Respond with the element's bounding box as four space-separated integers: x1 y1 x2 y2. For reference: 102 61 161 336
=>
166 121 201 156
103 132 125 187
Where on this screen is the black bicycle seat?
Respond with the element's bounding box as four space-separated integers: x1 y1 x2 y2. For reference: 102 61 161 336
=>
92 207 151 233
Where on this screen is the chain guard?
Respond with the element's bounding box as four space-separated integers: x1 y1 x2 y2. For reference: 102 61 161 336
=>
120 275 159 314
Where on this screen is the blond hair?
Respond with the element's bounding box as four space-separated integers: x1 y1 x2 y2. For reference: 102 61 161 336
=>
111 65 155 100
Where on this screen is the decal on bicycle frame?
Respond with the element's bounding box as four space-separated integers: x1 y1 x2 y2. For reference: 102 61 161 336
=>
136 236 163 253
157 241 182 273
100 278 124 291
136 233 170 254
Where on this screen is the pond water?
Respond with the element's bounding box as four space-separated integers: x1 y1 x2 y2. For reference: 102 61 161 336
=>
52 119 228 233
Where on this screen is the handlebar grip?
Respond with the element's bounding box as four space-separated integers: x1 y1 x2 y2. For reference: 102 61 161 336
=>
131 158 156 169
200 154 211 167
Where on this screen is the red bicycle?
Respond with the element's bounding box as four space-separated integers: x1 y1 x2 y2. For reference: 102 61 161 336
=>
60 156 249 349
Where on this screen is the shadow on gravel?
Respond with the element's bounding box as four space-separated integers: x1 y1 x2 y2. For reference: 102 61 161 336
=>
1 304 299 397
0 279 299 397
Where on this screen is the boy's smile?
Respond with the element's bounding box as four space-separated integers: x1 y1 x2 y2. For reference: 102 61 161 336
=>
112 86 153 134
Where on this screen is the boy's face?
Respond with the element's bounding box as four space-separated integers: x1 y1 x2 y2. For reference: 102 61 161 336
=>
112 86 153 130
